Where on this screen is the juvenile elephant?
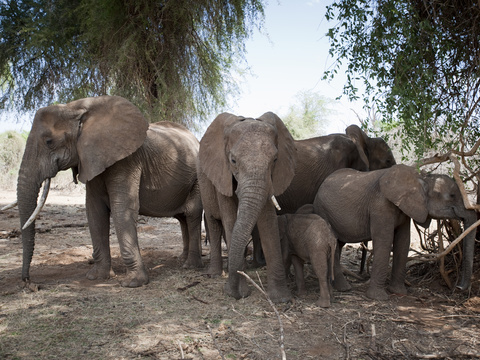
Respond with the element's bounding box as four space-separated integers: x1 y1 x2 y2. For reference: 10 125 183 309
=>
198 112 297 302
17 95 203 287
313 164 477 300
278 212 336 307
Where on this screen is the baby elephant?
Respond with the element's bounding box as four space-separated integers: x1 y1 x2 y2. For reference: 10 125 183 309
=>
277 213 336 307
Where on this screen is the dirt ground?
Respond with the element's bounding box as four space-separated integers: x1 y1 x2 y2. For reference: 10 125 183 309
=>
1 186 480 360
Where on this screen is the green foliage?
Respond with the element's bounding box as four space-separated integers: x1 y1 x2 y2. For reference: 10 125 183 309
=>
0 0 265 127
0 130 26 189
282 90 330 140
324 0 480 160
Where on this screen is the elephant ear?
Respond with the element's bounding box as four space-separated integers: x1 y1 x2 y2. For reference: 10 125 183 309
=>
345 124 370 170
199 112 240 197
71 96 149 183
257 112 297 196
379 164 429 223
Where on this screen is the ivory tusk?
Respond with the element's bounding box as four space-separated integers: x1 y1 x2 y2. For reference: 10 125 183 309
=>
271 195 281 211
1 200 17 211
22 178 51 230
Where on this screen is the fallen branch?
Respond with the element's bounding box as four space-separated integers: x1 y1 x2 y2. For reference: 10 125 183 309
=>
237 271 286 360
342 266 367 281
177 340 184 359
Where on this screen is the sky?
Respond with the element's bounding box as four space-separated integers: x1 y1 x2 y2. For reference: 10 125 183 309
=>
224 0 364 134
0 0 364 135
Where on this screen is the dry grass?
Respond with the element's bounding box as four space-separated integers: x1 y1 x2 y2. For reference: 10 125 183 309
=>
1 190 480 359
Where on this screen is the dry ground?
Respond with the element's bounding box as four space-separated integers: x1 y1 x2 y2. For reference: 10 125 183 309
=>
1 186 480 359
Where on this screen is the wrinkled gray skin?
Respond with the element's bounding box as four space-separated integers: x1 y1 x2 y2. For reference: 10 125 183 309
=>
252 124 396 266
313 164 477 300
17 96 203 287
278 212 336 307
197 112 297 303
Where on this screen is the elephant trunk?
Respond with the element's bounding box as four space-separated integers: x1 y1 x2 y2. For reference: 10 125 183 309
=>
227 179 269 297
456 209 477 290
16 156 50 282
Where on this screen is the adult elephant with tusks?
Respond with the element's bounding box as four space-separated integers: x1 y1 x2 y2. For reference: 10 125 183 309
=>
198 112 297 303
313 164 477 300
16 95 203 288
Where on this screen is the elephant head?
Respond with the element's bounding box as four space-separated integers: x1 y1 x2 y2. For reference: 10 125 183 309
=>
346 124 396 170
379 165 476 291
17 95 148 282
198 112 296 301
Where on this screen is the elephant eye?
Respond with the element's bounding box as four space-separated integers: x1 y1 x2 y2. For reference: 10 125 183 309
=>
45 138 54 147
230 155 236 165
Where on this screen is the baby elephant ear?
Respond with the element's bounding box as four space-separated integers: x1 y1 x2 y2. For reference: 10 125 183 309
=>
73 96 149 183
379 165 429 223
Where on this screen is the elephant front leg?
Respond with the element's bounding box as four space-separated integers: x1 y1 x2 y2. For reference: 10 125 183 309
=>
256 207 292 303
291 255 306 296
387 221 410 296
109 170 148 287
112 207 149 287
85 181 114 280
205 215 225 276
366 223 395 300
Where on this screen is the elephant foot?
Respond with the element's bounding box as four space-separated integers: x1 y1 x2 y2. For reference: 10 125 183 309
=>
316 297 331 308
224 277 252 300
86 263 114 280
120 268 149 288
179 250 188 263
333 276 352 292
206 263 223 277
182 255 204 269
366 286 389 300
387 283 407 296
268 286 292 303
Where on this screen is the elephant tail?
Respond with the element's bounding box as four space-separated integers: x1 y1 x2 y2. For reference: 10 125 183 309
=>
330 242 336 282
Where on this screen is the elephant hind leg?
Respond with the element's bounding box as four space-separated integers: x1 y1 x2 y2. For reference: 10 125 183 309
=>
387 221 410 296
176 212 203 269
332 241 352 292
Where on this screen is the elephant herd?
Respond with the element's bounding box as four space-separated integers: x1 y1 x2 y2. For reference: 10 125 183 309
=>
10 95 476 306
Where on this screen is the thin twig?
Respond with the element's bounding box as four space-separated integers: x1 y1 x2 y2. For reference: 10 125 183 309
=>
207 324 226 360
237 271 286 360
177 340 184 359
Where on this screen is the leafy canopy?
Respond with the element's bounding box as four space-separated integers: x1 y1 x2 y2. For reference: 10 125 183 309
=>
282 90 330 140
0 0 265 127
324 0 480 160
